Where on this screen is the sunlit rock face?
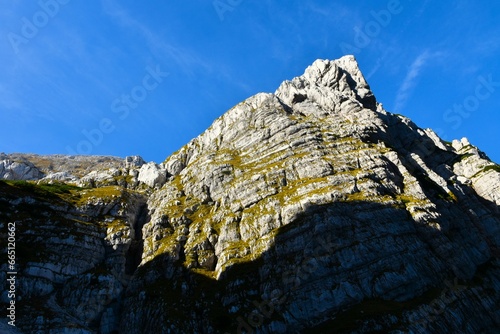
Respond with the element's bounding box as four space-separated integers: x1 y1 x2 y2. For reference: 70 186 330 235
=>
1 56 500 333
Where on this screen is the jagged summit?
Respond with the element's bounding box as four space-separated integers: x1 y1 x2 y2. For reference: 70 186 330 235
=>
276 55 377 112
1 57 500 333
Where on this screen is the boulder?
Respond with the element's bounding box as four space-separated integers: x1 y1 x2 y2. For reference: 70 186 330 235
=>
137 162 167 188
0 159 43 180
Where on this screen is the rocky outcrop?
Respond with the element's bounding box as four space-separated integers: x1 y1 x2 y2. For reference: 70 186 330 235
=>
0 154 125 178
452 137 500 207
0 154 162 190
0 180 148 333
137 162 167 188
125 155 146 169
41 171 78 182
0 159 43 180
1 56 499 333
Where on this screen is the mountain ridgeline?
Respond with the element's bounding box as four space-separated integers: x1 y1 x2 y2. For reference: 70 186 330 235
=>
1 56 500 333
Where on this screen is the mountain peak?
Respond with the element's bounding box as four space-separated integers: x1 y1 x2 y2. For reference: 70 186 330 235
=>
276 55 377 114
306 55 365 87
2 56 500 333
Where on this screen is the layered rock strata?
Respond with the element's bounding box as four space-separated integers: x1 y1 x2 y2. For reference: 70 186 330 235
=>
1 56 499 333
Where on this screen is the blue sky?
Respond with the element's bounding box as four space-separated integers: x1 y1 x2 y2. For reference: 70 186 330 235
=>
1 0 499 163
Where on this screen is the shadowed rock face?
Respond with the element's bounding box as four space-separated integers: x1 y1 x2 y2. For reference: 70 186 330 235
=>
1 56 500 333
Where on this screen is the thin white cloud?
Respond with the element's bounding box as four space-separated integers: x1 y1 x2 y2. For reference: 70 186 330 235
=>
306 2 352 20
366 53 387 80
0 83 22 110
393 50 439 113
102 0 211 77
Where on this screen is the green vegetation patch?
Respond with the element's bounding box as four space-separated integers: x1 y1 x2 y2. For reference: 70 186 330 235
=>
470 163 500 179
75 186 125 206
414 175 457 203
0 180 85 205
482 164 500 174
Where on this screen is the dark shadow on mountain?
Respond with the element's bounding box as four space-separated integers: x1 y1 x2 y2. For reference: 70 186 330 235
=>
120 197 500 333
365 111 500 214
3 179 499 333
125 201 149 275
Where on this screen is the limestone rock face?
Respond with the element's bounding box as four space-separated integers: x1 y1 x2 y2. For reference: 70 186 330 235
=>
42 171 78 182
0 154 162 190
452 137 500 206
125 155 146 168
0 181 148 333
137 162 167 188
0 159 43 180
1 56 500 333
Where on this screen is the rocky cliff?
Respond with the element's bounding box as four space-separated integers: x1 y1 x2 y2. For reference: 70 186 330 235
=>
1 56 499 333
